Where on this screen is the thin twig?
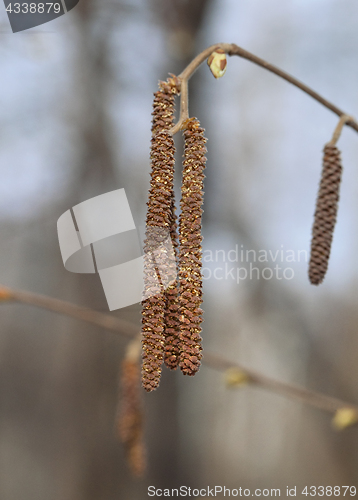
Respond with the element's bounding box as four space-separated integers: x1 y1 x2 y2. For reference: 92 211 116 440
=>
204 352 357 415
327 114 354 147
177 78 189 131
0 285 137 338
169 42 358 136
1 284 357 419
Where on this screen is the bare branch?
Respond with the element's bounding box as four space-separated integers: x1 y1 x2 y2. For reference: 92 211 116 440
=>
204 352 358 415
0 285 137 338
328 114 354 147
1 284 358 421
170 43 358 136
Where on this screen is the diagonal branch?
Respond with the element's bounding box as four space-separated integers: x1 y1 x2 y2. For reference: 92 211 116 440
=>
1 284 358 421
170 42 358 135
204 352 355 415
0 285 137 338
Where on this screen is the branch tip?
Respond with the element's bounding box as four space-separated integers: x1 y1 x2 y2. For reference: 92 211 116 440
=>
328 114 357 147
0 287 14 302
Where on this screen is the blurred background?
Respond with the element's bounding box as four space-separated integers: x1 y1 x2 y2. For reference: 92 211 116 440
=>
1 0 358 498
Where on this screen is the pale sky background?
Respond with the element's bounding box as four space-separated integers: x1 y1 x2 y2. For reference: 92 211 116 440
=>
1 0 358 293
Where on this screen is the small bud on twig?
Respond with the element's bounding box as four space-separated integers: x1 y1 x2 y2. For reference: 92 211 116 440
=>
207 49 227 79
225 368 250 388
332 407 358 430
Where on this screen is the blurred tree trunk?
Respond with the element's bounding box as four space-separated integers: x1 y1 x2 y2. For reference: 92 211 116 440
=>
0 1 212 499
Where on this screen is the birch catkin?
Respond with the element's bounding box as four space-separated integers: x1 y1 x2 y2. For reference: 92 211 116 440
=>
117 357 146 477
308 144 342 285
163 195 181 370
178 118 207 376
141 79 180 391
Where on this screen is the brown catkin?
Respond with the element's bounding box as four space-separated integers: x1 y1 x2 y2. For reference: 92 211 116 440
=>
308 144 343 285
117 358 146 478
163 197 181 370
158 79 181 372
141 78 180 390
178 118 207 376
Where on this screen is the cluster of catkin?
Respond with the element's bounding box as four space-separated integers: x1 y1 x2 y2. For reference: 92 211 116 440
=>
141 77 207 392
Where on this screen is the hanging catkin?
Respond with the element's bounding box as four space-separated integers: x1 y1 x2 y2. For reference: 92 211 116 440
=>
117 356 146 477
308 144 342 285
159 77 181 371
163 194 181 370
178 118 207 376
141 78 180 391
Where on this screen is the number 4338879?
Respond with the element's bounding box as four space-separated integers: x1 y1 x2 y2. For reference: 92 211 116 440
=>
302 486 356 496
6 3 62 14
